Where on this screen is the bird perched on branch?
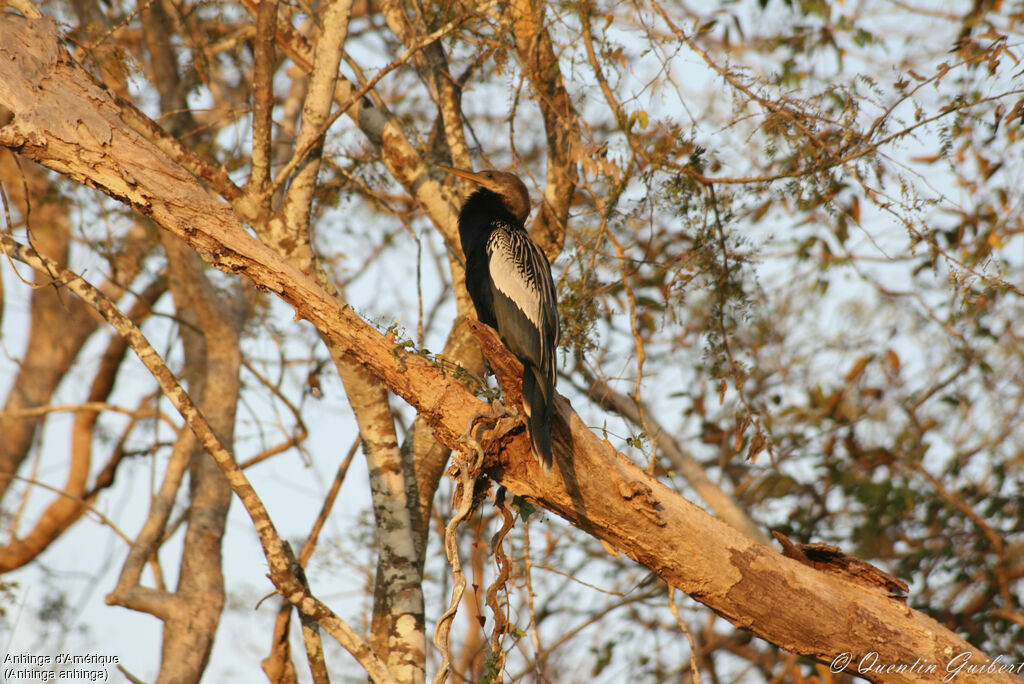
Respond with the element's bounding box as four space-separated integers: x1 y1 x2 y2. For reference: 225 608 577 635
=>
441 165 560 468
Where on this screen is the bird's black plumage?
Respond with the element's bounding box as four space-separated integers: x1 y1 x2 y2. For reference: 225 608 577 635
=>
442 166 559 467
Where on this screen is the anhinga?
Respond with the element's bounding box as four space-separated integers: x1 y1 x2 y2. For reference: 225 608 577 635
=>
441 165 560 468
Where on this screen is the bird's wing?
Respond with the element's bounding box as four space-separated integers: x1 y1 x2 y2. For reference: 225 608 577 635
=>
486 224 558 384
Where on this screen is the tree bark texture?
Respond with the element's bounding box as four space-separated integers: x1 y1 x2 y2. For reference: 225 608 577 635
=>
0 14 1015 683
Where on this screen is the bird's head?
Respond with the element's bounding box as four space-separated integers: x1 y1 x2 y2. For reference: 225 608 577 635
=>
440 166 531 224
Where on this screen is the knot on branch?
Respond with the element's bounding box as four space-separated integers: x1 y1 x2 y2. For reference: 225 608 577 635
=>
619 480 667 527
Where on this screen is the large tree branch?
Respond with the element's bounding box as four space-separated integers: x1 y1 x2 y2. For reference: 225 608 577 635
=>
0 15 1014 682
579 367 772 546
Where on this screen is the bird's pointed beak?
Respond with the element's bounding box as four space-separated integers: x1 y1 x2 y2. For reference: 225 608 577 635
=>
438 165 489 185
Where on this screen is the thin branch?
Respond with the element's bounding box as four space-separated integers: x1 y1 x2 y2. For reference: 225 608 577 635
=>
262 436 358 684
0 401 165 424
0 474 132 544
238 359 310 469
247 0 279 201
668 586 702 684
483 502 516 677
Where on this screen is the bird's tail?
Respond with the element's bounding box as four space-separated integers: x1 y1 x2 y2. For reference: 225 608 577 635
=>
521 363 554 469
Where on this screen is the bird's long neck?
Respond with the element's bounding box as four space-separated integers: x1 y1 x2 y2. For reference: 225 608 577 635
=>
458 188 521 254
465 188 520 223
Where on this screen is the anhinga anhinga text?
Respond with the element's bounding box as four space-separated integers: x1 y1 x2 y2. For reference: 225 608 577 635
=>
442 166 560 468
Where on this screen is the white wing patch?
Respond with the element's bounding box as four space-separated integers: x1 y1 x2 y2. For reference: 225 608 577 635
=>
486 226 544 330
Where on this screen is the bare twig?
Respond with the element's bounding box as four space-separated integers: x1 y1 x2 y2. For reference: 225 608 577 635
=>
668 586 702 684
